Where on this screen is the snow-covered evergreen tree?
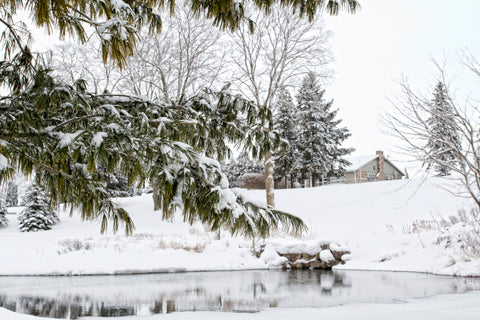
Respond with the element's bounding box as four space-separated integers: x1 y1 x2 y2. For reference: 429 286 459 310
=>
222 157 264 188
295 72 353 184
5 181 18 207
273 87 299 186
425 81 460 176
104 172 136 198
0 199 8 226
17 184 59 232
0 69 304 238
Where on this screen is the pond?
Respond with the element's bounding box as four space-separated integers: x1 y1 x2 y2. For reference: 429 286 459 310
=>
0 269 479 319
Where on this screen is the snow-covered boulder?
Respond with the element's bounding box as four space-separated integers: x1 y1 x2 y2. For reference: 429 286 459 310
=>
260 244 288 268
319 250 335 262
268 241 350 269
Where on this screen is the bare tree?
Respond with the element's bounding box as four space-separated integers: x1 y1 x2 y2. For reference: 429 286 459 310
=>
52 3 224 102
118 3 226 102
382 61 480 210
52 42 123 94
228 4 332 206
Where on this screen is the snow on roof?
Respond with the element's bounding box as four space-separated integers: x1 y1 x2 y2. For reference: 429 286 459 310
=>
344 155 379 172
344 154 405 175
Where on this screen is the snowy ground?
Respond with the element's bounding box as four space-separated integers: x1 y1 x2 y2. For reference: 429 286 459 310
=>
1 175 479 276
247 176 480 277
1 175 480 318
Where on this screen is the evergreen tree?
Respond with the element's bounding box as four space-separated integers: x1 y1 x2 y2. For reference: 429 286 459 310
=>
1 70 305 237
295 72 353 184
17 184 59 232
272 87 299 186
104 172 136 198
5 181 18 207
425 82 460 176
0 199 8 226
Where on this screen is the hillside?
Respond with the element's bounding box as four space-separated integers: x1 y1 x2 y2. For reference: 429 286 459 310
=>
242 176 480 276
1 176 479 276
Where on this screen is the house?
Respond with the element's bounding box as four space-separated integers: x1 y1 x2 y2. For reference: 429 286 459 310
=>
343 151 404 183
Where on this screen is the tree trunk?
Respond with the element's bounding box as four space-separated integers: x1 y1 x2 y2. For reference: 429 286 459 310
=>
264 152 275 207
152 182 162 211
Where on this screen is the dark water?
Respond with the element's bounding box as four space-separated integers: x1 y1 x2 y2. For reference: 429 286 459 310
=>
0 269 479 318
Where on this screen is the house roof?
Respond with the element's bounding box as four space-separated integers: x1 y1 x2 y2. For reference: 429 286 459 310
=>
344 155 379 172
344 154 405 176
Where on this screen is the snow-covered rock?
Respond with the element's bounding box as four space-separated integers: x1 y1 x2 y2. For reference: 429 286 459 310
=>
260 244 288 267
319 250 335 262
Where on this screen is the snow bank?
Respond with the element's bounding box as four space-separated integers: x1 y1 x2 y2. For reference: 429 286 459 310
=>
238 176 480 277
0 195 266 276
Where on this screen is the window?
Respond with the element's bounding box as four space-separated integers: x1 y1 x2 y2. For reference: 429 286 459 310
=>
386 175 393 180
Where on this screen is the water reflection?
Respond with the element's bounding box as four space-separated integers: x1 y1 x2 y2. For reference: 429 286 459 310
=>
0 269 479 319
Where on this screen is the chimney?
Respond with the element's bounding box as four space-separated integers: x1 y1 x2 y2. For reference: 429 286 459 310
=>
376 150 386 181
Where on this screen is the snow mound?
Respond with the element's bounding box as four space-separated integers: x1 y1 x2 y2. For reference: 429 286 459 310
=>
260 244 288 267
272 239 330 255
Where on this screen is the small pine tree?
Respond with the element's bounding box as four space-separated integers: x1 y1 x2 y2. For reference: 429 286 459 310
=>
295 72 353 184
105 172 136 197
5 181 18 207
425 81 460 176
273 87 299 186
0 199 8 226
18 185 59 232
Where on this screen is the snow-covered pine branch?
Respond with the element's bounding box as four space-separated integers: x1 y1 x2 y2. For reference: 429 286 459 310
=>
0 69 305 236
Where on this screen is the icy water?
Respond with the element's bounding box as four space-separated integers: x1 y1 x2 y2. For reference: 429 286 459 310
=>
0 269 480 319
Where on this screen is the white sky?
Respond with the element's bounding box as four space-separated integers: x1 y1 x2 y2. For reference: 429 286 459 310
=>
323 0 480 170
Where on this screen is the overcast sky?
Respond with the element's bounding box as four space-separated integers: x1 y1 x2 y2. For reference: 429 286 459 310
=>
323 0 480 170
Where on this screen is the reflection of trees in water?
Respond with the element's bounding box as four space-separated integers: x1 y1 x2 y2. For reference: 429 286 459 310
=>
0 294 269 318
0 271 353 318
286 270 351 293
149 295 264 314
0 271 355 319
0 296 135 319
150 299 162 314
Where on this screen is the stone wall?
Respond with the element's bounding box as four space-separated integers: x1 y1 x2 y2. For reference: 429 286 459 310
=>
275 243 350 270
